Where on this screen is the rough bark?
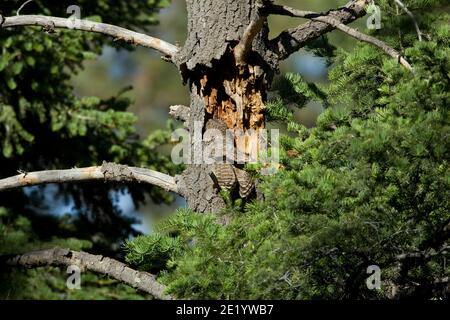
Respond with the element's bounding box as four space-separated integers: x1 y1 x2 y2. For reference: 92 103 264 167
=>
171 1 374 214
1 248 173 300
175 0 274 72
173 1 275 213
0 162 178 193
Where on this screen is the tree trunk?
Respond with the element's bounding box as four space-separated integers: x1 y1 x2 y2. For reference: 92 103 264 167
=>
1 0 373 214
174 0 278 213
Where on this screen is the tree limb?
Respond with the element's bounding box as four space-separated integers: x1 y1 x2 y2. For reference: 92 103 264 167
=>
0 162 179 194
234 0 291 64
234 14 267 64
17 0 34 16
0 248 173 300
270 4 413 71
0 14 179 59
270 0 369 60
393 0 422 41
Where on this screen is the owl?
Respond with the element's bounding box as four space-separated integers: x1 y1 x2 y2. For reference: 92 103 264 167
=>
205 119 255 198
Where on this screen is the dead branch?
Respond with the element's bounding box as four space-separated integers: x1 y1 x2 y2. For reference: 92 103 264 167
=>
270 0 369 60
1 248 173 300
234 15 267 64
16 0 34 16
0 162 179 194
269 3 413 71
0 14 179 59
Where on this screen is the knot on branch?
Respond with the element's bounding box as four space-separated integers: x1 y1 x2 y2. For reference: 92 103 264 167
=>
42 21 56 34
100 161 135 183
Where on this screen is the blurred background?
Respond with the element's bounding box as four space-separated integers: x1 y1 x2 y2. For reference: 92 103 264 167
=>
67 0 365 233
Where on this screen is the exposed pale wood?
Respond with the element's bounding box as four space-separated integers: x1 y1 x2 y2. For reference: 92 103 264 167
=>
1 15 179 59
0 162 179 194
1 248 173 300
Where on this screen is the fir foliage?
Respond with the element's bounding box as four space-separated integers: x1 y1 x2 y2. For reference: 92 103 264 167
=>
0 0 177 299
1 0 449 300
125 5 450 299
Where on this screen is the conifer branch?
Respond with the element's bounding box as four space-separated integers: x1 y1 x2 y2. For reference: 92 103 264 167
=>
269 3 413 71
270 0 369 60
0 14 179 60
0 248 173 300
0 162 179 194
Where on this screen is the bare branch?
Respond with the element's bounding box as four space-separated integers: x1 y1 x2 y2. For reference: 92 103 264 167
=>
393 0 422 41
234 17 265 64
270 0 369 60
0 162 179 194
0 14 179 59
1 248 173 300
269 3 413 71
234 15 266 64
17 0 34 16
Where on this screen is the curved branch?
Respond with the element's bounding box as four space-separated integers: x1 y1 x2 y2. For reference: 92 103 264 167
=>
270 4 412 71
234 15 266 64
0 162 179 194
0 14 179 59
393 0 422 41
270 0 369 60
1 248 173 300
17 0 34 16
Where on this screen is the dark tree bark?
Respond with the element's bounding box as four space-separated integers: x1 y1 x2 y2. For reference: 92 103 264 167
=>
172 0 370 213
174 0 276 213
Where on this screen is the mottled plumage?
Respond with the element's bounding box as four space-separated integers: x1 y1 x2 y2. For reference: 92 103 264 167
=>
235 167 254 198
205 118 255 198
212 163 237 190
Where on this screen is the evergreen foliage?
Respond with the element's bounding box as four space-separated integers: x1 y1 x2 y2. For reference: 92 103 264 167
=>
0 0 177 299
0 207 151 299
124 4 450 299
0 0 448 300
